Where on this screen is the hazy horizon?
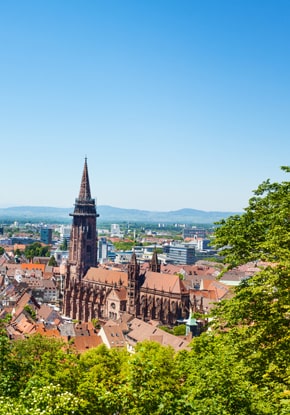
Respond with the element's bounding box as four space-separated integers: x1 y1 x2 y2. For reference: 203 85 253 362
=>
0 204 241 214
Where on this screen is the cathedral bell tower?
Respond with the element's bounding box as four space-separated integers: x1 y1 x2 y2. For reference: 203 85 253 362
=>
69 158 98 279
127 252 140 316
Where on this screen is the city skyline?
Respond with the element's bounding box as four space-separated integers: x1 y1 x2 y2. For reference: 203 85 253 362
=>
1 1 289 212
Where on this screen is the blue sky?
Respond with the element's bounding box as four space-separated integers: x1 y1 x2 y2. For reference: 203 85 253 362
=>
1 0 289 212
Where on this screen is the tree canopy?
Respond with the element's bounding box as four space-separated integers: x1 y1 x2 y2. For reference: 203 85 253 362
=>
210 166 290 412
213 166 290 266
48 255 57 266
24 242 50 260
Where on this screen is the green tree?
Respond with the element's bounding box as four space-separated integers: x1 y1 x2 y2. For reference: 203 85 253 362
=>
213 166 290 266
14 248 22 257
24 305 36 320
60 238 68 251
78 345 129 414
9 335 72 395
208 166 290 412
0 384 90 415
48 255 57 266
177 334 276 415
119 341 182 414
0 315 18 397
112 241 135 251
24 242 50 260
173 324 186 336
176 272 185 280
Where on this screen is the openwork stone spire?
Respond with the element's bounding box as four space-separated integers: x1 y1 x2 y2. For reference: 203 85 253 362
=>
78 157 91 200
72 158 96 216
69 158 98 278
149 250 161 273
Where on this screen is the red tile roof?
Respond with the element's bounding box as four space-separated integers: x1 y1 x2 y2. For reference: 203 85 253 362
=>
143 271 188 294
127 318 190 351
84 267 127 286
73 335 103 352
99 323 126 348
35 323 62 338
21 263 46 272
37 304 55 320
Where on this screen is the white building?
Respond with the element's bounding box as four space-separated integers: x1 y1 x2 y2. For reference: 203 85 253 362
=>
110 224 123 238
57 225 72 244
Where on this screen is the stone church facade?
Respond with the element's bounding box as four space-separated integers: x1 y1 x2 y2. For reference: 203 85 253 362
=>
63 159 190 325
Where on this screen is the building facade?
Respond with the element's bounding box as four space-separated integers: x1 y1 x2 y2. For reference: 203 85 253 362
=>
40 227 52 244
183 227 207 239
63 160 190 325
163 243 196 265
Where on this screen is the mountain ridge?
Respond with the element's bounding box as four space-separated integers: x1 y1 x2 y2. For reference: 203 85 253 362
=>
0 205 241 224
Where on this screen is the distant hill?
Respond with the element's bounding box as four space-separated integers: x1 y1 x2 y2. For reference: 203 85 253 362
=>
0 205 240 224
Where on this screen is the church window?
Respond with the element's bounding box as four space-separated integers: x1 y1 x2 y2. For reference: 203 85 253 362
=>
87 225 92 239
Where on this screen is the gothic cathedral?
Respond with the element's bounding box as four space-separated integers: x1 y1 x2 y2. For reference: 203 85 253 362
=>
63 159 190 325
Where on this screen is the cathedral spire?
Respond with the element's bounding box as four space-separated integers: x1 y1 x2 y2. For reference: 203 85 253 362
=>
78 157 91 200
149 249 161 273
130 252 138 266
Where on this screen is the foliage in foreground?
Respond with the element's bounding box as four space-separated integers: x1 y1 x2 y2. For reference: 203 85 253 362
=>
0 330 288 415
0 167 290 414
